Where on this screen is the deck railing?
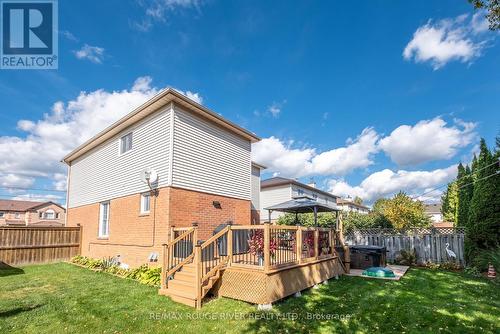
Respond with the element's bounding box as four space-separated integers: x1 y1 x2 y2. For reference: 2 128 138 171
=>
161 223 342 307
161 226 196 289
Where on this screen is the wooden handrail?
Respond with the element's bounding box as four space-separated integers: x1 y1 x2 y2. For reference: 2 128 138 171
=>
169 227 195 246
165 253 195 278
200 226 229 249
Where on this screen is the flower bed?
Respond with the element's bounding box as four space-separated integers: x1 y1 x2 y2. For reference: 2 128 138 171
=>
70 255 161 286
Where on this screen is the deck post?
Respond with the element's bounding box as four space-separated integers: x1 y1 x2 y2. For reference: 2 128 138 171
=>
192 222 199 248
314 228 319 259
330 228 335 256
296 226 302 264
264 222 270 272
161 243 168 290
169 225 175 242
195 244 202 309
227 224 233 266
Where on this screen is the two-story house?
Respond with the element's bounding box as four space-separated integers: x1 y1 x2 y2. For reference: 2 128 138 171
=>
336 198 370 214
63 89 261 267
260 177 339 222
0 200 65 226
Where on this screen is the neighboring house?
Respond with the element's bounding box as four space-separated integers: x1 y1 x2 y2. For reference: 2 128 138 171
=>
336 198 370 214
425 203 443 223
260 177 339 222
0 200 65 227
64 89 260 267
250 162 266 224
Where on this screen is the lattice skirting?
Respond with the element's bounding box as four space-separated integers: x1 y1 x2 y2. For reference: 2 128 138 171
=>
213 258 344 304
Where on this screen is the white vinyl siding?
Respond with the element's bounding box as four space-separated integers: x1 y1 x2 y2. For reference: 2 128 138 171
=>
68 107 172 208
260 185 292 221
251 166 261 210
171 105 251 200
98 202 110 237
291 186 336 205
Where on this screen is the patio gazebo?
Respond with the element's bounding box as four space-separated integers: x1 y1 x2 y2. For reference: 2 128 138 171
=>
264 196 342 227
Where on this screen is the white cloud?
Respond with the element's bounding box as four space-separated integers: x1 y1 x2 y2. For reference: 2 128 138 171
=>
134 0 202 32
175 90 203 104
378 118 476 166
403 13 492 69
328 165 457 203
252 128 379 178
60 30 78 42
0 76 203 197
12 193 65 203
0 173 35 188
74 44 105 64
267 100 286 118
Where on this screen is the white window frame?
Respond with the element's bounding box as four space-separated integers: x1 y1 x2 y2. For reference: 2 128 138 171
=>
140 192 151 214
98 202 110 238
14 212 21 219
119 132 133 155
44 209 55 220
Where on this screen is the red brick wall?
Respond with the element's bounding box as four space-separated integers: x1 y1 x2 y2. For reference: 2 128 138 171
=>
169 187 251 240
66 188 170 267
67 186 251 266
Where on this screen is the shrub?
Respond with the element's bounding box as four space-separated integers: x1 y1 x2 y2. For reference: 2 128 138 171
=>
70 256 161 287
473 248 500 271
395 249 417 266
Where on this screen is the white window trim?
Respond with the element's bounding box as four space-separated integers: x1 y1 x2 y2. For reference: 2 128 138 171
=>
98 202 110 238
119 132 133 156
140 192 151 214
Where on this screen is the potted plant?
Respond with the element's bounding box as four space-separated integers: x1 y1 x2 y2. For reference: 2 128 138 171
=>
248 230 277 266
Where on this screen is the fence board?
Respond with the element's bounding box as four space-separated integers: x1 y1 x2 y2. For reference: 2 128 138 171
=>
345 228 465 265
0 227 81 266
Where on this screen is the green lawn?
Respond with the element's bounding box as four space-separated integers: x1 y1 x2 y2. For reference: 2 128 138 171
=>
0 263 498 333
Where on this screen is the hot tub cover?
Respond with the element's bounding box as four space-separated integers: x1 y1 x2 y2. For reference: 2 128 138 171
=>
362 267 395 278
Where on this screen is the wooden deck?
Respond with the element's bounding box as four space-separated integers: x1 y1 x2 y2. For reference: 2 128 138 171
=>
159 223 350 308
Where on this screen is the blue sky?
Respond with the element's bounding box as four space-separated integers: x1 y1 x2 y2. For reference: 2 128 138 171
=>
0 0 499 205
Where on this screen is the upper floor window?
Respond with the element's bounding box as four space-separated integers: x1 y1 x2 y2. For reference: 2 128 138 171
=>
44 209 55 220
14 213 21 219
313 193 318 200
140 192 151 214
120 133 133 154
0 212 4 218
297 189 304 196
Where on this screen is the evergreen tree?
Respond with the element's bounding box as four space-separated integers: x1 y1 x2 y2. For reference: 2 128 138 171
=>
441 180 458 224
456 164 473 227
465 138 500 263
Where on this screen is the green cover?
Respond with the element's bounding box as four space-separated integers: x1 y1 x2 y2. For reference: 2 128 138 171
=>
362 267 396 278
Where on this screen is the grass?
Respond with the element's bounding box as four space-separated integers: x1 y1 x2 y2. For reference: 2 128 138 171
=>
1 263 499 333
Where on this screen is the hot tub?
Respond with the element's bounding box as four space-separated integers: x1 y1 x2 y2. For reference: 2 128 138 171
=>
349 245 387 269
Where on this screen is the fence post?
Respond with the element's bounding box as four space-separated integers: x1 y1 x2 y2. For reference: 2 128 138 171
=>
264 222 270 272
296 226 302 264
314 228 319 259
78 224 83 255
227 225 233 266
195 244 202 309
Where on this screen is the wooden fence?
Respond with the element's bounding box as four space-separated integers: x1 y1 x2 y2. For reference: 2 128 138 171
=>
0 226 81 266
344 227 465 265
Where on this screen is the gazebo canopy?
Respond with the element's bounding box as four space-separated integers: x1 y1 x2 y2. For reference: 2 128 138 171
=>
264 197 341 214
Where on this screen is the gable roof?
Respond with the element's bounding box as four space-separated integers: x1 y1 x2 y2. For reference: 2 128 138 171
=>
424 203 442 214
62 88 260 164
0 200 64 212
337 199 370 210
261 177 339 200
